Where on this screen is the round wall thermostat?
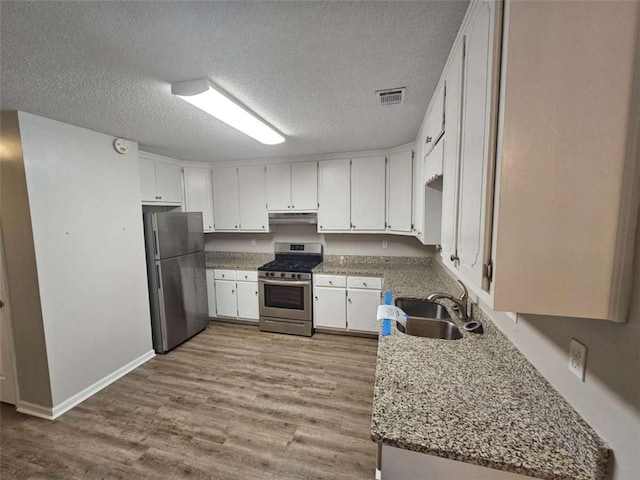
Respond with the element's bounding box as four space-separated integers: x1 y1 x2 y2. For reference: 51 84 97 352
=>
114 138 130 154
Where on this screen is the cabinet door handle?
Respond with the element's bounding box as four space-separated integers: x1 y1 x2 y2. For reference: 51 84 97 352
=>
231 289 235 294
426 136 432 144
235 225 238 229
288 205 291 208
315 296 318 300
255 291 258 296
329 281 333 285
291 205 295 208
450 254 459 262
363 282 367 287
348 298 352 303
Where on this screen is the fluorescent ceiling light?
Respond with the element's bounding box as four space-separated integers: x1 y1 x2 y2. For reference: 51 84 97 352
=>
171 79 285 145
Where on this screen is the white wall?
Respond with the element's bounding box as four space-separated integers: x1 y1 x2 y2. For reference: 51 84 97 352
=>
442 208 640 480
205 224 435 257
18 112 154 408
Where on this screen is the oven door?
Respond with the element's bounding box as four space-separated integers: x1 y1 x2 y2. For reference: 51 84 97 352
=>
259 278 311 322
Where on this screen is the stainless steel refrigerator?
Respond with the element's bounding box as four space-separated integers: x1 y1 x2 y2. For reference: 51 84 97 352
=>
143 212 208 353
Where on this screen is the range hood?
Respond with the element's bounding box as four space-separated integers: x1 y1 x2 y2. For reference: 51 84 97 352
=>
268 212 318 225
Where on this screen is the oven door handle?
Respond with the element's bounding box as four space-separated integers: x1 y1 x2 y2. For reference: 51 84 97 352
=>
259 279 310 287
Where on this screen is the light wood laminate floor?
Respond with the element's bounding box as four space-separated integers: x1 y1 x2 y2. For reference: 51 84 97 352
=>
1 323 379 480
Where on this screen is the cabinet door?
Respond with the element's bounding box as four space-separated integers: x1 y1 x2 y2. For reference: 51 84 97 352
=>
205 269 216 317
412 130 425 240
291 162 318 211
238 166 267 231
236 281 259 320
155 162 183 203
183 167 214 232
425 83 445 149
387 150 413 233
266 163 291 211
139 157 157 202
346 289 381 333
318 159 351 231
457 0 494 289
351 157 386 231
313 286 346 329
212 167 240 230
441 39 464 264
214 280 237 317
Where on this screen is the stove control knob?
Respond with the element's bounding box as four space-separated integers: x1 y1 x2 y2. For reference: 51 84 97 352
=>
296 274 302 279
281 273 286 278
269 272 274 277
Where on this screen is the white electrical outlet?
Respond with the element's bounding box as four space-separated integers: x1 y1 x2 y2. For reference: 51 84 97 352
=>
251 239 256 246
568 339 587 381
382 240 388 249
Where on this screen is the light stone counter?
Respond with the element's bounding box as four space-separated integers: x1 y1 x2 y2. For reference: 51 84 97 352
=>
204 252 272 271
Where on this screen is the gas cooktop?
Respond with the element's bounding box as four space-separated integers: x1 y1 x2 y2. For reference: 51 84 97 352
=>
257 242 323 277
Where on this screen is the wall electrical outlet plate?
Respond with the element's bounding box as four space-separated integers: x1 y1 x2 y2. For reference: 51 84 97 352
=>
251 239 256 246
382 240 388 249
568 338 587 381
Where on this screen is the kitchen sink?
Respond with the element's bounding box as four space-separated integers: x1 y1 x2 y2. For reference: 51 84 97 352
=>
394 298 451 320
394 298 462 340
396 317 463 340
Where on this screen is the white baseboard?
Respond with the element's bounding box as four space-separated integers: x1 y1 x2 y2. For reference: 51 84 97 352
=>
16 400 54 420
17 349 155 421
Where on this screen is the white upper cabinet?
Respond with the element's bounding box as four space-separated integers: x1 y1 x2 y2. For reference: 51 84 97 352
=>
411 145 424 240
424 83 445 154
212 167 240 231
318 159 351 231
211 166 267 232
139 154 183 204
290 162 318 210
266 162 318 211
183 167 214 232
455 0 496 289
387 150 413 234
238 166 268 231
489 0 639 321
351 156 386 231
266 163 291 211
440 38 465 263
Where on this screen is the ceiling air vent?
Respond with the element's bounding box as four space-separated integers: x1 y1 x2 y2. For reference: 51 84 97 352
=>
376 88 405 106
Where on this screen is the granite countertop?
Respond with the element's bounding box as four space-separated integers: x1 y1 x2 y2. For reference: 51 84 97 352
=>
366 259 609 480
205 252 272 270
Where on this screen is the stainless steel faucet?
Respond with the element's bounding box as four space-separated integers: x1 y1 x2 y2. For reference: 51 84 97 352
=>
427 280 470 321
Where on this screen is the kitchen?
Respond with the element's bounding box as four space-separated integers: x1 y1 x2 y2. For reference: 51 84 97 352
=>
1 1 639 480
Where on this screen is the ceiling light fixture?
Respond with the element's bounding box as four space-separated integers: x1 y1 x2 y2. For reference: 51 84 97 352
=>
171 79 285 145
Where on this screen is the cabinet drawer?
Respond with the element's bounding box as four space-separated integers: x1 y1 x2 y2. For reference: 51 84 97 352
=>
347 276 383 290
314 274 347 287
236 270 258 282
214 269 236 281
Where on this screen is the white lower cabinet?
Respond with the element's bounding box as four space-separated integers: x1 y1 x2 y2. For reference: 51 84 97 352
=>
346 289 381 333
382 445 540 480
207 269 259 321
313 274 381 333
205 269 217 317
236 280 259 320
214 279 237 318
314 286 347 329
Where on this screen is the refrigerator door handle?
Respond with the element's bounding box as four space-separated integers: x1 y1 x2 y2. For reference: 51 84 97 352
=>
156 265 161 288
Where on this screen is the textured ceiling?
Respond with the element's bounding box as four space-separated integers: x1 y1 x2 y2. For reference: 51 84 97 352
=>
0 1 468 162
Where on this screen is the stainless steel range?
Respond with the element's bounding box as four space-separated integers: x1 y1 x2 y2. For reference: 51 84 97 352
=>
258 242 323 336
